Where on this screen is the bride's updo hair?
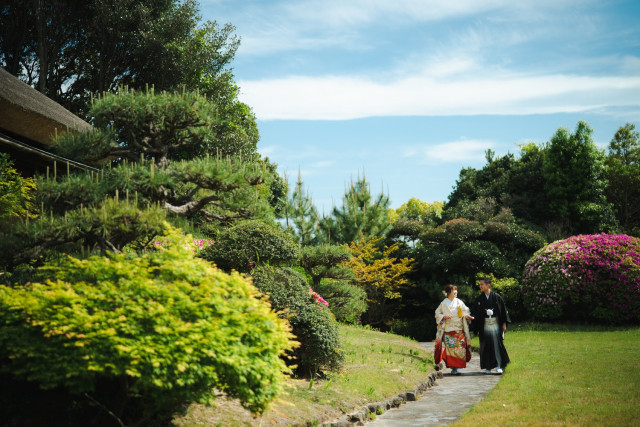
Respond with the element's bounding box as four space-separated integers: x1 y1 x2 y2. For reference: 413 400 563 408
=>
443 284 457 297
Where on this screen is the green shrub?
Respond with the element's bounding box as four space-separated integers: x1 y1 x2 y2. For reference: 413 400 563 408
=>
0 227 295 425
199 220 299 273
251 266 343 376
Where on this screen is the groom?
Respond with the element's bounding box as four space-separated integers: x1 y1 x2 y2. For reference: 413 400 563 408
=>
471 277 511 374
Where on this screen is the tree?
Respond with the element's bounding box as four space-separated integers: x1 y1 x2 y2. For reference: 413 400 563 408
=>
605 123 640 236
501 142 549 228
299 244 366 323
0 90 279 271
387 198 443 247
542 121 617 235
344 237 414 328
445 151 515 220
284 171 319 245
56 88 258 165
0 0 241 113
320 175 391 244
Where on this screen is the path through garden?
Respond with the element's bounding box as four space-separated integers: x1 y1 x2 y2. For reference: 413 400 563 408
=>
367 342 501 426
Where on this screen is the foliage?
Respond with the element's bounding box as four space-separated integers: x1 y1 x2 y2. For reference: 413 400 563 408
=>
445 151 516 220
283 171 320 245
522 234 640 322
299 244 354 287
475 273 525 322
502 142 549 229
1 152 280 270
319 175 391 244
605 123 640 236
0 0 242 114
389 198 443 226
199 220 299 273
0 228 295 425
388 198 443 243
317 279 368 324
344 237 414 328
299 245 366 323
543 121 617 235
251 266 343 376
0 153 37 228
55 89 257 165
0 197 168 271
418 210 546 283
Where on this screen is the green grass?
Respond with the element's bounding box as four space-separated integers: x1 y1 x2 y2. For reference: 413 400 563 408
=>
455 323 640 426
173 324 436 426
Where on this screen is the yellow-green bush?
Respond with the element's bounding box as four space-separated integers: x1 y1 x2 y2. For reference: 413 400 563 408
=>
0 228 295 425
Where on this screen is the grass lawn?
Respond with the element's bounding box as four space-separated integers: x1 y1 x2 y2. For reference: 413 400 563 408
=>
173 324 435 426
455 323 640 426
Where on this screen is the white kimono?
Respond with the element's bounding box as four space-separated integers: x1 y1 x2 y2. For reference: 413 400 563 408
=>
435 297 471 339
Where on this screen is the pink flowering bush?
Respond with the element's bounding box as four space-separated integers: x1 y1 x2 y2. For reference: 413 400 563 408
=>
522 234 640 323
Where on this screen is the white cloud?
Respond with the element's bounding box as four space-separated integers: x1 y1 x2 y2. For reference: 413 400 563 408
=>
220 0 589 56
404 140 494 163
239 72 640 120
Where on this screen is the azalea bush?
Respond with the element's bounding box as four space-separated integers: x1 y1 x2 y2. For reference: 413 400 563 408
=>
522 234 640 322
0 228 295 425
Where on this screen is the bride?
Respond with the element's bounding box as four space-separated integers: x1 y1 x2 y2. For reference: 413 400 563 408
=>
434 284 474 375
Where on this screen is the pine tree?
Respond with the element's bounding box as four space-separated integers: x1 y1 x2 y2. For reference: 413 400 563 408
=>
285 170 319 245
320 174 391 244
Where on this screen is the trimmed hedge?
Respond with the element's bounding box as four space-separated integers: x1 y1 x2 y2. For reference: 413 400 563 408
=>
522 234 640 322
199 220 299 273
251 266 343 376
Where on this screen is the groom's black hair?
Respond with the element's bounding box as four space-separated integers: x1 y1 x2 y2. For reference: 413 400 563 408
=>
480 277 492 285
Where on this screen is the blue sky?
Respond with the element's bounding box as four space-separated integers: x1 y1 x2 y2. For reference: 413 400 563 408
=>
201 0 640 210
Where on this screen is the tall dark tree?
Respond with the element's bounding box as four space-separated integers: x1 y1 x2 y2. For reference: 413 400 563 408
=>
542 121 617 235
0 0 244 115
501 142 548 229
605 123 640 236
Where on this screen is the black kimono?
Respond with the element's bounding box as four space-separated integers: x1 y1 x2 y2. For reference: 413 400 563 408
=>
471 291 511 370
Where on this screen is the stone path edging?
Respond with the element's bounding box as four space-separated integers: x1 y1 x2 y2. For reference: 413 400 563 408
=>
322 342 502 427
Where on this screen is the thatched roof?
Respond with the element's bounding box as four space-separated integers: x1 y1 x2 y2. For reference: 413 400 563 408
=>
0 67 92 146
0 68 96 175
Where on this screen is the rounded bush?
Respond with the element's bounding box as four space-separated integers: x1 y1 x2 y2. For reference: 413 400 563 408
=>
0 229 295 424
251 266 343 376
522 234 640 322
199 220 299 273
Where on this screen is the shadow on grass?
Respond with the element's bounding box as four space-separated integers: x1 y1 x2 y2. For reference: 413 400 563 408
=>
509 321 638 333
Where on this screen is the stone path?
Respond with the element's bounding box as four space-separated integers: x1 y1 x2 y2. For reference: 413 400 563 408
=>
367 342 502 426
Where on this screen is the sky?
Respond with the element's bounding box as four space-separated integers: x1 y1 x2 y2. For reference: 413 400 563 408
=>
201 0 640 210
